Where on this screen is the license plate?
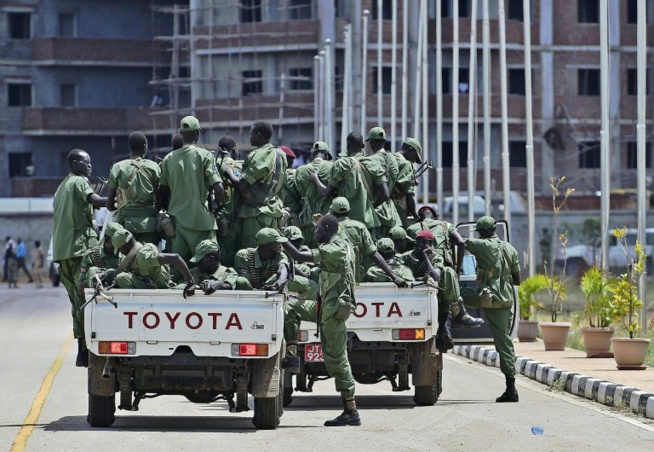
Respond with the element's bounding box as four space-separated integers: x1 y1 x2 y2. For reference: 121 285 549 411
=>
304 344 323 362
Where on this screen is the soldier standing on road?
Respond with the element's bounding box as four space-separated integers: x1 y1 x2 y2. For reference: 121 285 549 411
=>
53 148 107 367
106 132 161 245
223 121 287 249
281 214 361 427
462 216 521 403
158 116 224 263
393 138 423 227
189 240 251 293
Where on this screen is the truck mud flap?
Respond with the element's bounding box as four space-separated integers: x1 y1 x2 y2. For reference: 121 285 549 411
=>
410 338 443 387
251 352 282 399
88 353 116 397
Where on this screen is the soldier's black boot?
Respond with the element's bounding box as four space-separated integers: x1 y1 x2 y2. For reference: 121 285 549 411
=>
451 298 484 329
281 343 300 374
324 397 361 426
496 376 519 403
76 337 89 368
436 310 454 353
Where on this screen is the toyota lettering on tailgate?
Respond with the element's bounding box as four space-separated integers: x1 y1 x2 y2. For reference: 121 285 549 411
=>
123 311 244 330
353 301 404 318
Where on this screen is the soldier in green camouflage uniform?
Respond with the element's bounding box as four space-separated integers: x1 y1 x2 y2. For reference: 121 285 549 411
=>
76 233 120 294
310 132 380 234
393 138 422 228
389 225 415 255
106 223 195 296
462 216 521 403
53 148 107 367
106 132 161 245
233 228 290 291
279 146 302 228
189 240 251 292
215 135 242 267
364 238 415 282
158 116 224 263
282 214 361 427
401 230 483 351
329 197 406 286
223 122 287 249
360 127 402 237
296 141 333 248
283 226 319 301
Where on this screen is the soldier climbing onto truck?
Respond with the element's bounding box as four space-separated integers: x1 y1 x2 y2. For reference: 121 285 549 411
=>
281 213 361 427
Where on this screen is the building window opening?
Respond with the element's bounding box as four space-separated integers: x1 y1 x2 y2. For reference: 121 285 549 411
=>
578 69 600 96
9 12 31 39
8 83 32 106
242 70 263 96
241 0 262 23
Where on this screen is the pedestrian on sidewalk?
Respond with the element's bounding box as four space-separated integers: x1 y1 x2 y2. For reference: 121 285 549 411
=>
461 216 522 403
15 238 34 283
32 240 45 288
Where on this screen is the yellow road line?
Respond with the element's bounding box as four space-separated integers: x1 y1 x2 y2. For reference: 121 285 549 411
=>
11 333 74 452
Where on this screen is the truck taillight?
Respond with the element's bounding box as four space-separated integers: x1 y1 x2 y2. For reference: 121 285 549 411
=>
232 343 269 357
298 330 308 342
98 341 136 355
392 329 425 340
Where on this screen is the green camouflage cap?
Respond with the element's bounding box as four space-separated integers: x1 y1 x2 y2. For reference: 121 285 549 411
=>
475 215 497 231
330 197 350 214
283 226 304 241
190 239 220 263
110 227 133 249
366 126 386 142
377 238 395 254
312 141 330 154
256 228 288 245
389 226 413 241
402 137 423 164
180 115 201 132
104 222 122 239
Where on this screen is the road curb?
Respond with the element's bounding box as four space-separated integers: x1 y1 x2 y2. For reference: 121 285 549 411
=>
452 345 654 420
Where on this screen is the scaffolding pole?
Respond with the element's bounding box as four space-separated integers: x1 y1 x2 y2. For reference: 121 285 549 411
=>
466 0 479 222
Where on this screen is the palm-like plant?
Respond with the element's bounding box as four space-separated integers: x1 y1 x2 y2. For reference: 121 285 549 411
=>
517 274 549 320
579 266 614 328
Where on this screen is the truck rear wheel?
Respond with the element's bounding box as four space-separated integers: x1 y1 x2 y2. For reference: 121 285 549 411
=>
413 370 442 406
252 397 280 430
88 394 116 427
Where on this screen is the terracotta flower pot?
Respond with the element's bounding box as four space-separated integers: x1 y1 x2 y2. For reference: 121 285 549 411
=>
580 327 615 358
517 320 539 342
539 322 571 351
611 338 651 370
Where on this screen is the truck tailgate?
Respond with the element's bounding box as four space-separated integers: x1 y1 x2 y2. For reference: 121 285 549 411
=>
84 289 284 358
302 283 438 342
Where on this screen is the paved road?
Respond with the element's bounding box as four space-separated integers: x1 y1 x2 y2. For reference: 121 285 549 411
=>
2 285 654 451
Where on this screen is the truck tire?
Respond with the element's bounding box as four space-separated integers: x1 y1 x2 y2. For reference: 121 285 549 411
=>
252 397 279 430
88 394 116 427
413 370 442 406
283 370 293 407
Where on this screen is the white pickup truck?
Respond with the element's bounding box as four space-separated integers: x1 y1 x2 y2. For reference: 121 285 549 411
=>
292 283 444 406
289 222 519 407
84 289 286 429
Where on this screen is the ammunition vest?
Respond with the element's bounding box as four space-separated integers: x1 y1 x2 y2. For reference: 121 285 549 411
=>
247 249 279 289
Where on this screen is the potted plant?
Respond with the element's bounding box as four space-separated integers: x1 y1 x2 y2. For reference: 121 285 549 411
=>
539 176 573 351
517 274 548 342
610 228 651 370
578 266 615 358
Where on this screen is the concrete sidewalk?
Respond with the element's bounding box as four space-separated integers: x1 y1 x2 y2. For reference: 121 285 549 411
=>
453 339 654 419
